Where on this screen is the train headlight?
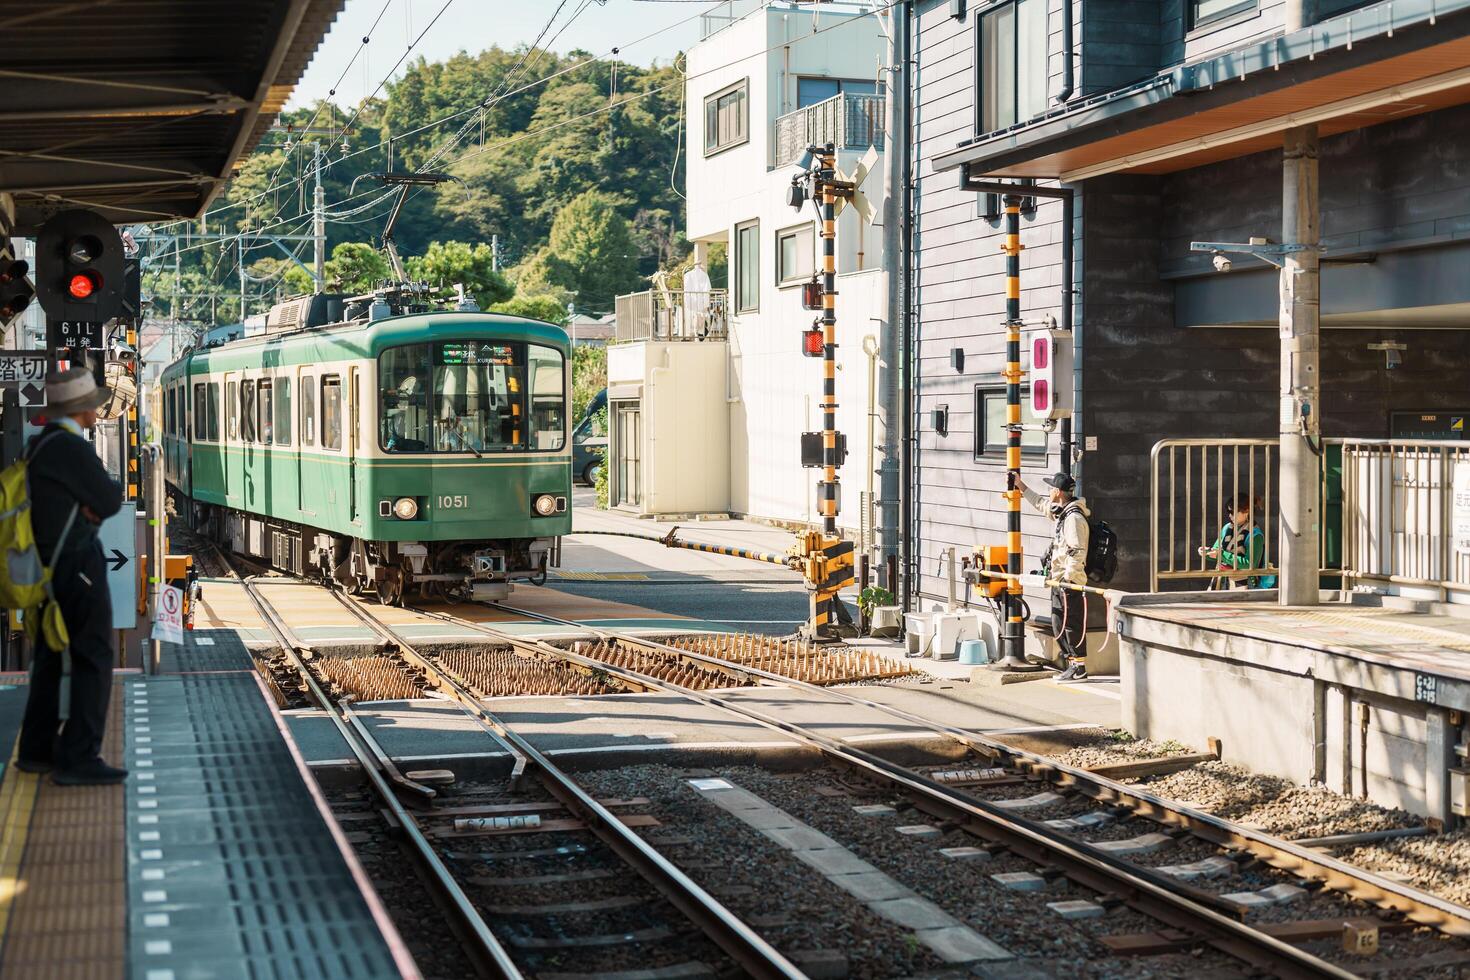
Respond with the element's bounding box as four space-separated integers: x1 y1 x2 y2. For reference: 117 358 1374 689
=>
393 497 419 520
533 493 557 516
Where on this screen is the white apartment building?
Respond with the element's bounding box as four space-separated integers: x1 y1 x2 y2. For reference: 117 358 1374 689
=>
608 0 888 530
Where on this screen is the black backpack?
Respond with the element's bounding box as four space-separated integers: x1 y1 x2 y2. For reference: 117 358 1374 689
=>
1059 502 1119 586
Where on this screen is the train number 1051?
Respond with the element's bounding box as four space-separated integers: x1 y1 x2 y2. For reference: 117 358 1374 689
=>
437 494 470 509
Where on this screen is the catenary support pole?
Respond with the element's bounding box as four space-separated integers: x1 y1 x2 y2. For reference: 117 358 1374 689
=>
313 141 326 293
1278 124 1320 606
878 1 907 595
999 196 1029 668
1279 0 1321 606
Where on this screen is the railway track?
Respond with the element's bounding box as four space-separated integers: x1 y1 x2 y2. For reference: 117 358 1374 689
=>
213 549 804 980
390 596 1470 977
197 549 1470 976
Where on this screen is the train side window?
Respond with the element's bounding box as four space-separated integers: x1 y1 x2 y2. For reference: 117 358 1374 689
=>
258 380 273 444
226 381 237 439
242 380 256 442
528 344 566 451
322 376 342 450
208 383 220 440
301 376 316 446
195 385 208 441
275 378 292 446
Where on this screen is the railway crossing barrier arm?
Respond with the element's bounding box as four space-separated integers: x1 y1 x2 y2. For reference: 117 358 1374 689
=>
566 529 800 570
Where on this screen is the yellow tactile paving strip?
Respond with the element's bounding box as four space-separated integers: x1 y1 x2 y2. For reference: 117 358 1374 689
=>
0 686 125 979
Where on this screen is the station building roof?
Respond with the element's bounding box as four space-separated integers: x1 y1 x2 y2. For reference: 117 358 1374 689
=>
0 0 344 232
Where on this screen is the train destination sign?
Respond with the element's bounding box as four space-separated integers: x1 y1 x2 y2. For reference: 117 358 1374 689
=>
438 341 514 366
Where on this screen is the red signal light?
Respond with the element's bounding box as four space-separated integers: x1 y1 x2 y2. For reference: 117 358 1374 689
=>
802 328 824 357
68 272 98 299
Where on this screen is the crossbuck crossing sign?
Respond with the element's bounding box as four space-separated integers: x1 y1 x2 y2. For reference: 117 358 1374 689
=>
151 584 184 644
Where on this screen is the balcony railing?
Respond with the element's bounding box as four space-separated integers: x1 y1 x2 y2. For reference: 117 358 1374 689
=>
615 288 729 343
699 0 763 40
774 92 886 167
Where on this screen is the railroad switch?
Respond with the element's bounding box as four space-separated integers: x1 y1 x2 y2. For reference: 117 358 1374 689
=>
788 530 855 642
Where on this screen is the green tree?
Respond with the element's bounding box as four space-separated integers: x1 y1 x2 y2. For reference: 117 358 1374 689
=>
571 344 607 422
542 190 638 312
324 242 391 294
489 293 569 325
406 240 513 309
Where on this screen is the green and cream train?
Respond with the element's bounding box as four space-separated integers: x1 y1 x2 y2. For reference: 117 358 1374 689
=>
159 308 571 604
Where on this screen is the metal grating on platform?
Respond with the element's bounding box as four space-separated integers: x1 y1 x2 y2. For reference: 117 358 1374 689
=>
122 673 401 979
157 629 254 673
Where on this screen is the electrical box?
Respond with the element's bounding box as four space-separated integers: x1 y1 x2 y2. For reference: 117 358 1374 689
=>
1029 328 1074 421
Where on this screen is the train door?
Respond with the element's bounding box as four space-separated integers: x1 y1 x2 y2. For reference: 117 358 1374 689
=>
223 371 239 506
348 366 360 523
294 367 305 515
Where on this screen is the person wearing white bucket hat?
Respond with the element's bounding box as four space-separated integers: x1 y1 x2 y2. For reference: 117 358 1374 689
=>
16 367 127 785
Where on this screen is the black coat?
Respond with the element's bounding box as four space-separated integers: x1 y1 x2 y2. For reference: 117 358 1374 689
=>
26 424 124 560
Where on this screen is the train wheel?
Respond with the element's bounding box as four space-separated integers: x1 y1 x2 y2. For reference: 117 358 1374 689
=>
377 569 404 607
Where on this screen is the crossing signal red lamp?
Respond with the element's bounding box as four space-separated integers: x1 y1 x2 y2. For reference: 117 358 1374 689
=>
802 324 824 357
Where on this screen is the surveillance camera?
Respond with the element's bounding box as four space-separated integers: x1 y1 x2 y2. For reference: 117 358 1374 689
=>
114 341 138 363
1212 252 1232 273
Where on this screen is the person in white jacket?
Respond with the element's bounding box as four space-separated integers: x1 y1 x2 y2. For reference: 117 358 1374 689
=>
1018 471 1091 681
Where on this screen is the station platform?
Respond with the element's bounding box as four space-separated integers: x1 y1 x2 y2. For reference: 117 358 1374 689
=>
1118 589 1470 824
0 666 413 979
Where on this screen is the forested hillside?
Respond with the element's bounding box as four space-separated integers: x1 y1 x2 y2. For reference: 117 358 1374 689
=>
144 44 699 325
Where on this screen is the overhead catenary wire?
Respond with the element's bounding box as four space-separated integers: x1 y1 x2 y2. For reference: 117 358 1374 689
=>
167 1 899 309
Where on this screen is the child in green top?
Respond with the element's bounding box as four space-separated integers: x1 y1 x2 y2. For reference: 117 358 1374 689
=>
1200 494 1277 589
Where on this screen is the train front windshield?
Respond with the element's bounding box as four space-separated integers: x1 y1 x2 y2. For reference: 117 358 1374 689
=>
379 341 566 453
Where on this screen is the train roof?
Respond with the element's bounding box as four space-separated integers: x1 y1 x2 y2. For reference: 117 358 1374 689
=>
159 311 570 380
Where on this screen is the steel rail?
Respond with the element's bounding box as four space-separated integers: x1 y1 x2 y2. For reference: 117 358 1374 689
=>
483 600 1470 939
218 558 524 980
324 590 807 980
408 604 1355 979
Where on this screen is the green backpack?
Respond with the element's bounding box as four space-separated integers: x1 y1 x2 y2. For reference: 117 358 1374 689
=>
0 433 78 651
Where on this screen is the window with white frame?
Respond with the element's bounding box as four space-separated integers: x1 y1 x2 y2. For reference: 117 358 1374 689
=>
776 224 814 285
979 0 1048 133
735 220 759 313
704 79 749 155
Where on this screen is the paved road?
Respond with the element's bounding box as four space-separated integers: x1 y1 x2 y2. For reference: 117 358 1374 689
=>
550 489 859 635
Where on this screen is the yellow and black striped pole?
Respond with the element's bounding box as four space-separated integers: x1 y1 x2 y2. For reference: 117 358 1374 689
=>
999 195 1029 668
126 324 140 501
819 147 839 538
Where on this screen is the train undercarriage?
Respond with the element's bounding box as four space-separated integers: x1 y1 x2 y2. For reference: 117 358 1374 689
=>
183 498 559 605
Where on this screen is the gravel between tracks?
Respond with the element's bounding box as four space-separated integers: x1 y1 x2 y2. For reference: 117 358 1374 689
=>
1009 729 1470 910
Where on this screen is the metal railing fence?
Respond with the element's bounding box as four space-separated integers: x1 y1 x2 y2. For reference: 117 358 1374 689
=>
773 93 885 167
1150 436 1470 598
1150 439 1278 592
1337 439 1470 598
614 288 728 343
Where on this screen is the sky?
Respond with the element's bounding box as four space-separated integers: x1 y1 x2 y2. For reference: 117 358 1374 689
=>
288 0 710 110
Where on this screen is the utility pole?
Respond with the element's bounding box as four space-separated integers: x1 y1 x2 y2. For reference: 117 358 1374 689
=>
313 140 326 293
491 233 500 272
238 235 247 322
997 195 1034 669
1279 0 1321 606
878 1 907 598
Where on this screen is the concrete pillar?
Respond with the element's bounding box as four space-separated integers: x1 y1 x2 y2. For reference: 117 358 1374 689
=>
1278 124 1321 606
